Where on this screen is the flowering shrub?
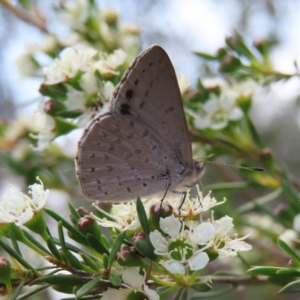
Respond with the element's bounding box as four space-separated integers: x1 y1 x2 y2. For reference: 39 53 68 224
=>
0 1 300 299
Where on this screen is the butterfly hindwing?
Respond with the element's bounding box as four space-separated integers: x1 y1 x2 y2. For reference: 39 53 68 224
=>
76 113 175 201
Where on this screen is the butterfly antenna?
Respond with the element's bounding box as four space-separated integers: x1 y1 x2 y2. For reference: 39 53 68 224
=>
201 159 264 172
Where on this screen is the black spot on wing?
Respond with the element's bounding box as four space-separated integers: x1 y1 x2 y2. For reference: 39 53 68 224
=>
120 103 131 115
126 89 133 100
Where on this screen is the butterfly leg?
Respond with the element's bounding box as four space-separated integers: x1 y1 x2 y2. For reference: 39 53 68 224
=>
172 190 187 216
173 184 193 216
159 183 171 210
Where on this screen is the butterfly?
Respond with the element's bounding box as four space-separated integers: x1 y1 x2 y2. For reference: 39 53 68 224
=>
75 45 203 203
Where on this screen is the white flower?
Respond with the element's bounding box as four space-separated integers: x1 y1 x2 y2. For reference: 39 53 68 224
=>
32 102 56 150
225 78 259 100
279 229 298 248
102 267 159 300
149 214 210 274
166 186 226 217
80 69 99 96
193 94 243 130
178 75 190 96
202 77 226 89
94 49 127 76
211 215 252 257
189 222 216 245
102 81 115 100
5 114 33 140
217 235 252 258
43 47 97 84
93 202 140 231
214 216 234 237
0 178 49 226
16 53 40 77
64 89 87 112
58 0 90 30
293 214 300 232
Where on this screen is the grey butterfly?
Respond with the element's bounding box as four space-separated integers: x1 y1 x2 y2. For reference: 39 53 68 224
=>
75 45 203 203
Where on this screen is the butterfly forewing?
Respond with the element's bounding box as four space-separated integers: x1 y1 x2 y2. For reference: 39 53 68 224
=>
76 45 193 201
111 45 192 166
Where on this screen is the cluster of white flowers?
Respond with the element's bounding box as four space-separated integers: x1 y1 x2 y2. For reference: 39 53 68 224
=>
94 187 252 275
189 78 259 130
0 178 49 226
150 214 251 274
30 46 126 150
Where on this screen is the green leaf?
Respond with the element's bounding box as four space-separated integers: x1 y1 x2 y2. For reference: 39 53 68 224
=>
54 117 77 137
268 275 298 287
244 114 264 150
30 274 84 286
44 208 87 245
248 266 285 275
86 233 109 255
7 224 22 256
109 273 122 287
68 202 81 224
81 253 101 271
180 288 188 300
190 284 234 299
190 282 212 292
58 222 93 272
103 254 109 269
10 280 25 300
22 229 51 255
15 284 49 300
46 235 62 261
278 239 300 263
277 279 300 294
0 236 38 276
172 289 183 300
276 268 300 276
194 51 219 60
76 276 101 299
136 197 149 234
107 231 126 268
135 237 157 261
39 83 68 100
66 71 84 91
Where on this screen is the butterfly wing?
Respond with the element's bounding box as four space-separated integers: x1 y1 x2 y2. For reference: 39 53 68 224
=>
110 45 193 167
76 45 193 201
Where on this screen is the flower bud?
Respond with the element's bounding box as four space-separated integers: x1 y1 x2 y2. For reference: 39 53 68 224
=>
116 245 143 267
217 47 228 59
149 202 173 231
103 10 119 27
132 232 147 245
218 54 241 73
95 201 113 213
260 147 275 172
44 99 66 116
0 257 12 294
76 207 89 217
77 215 102 238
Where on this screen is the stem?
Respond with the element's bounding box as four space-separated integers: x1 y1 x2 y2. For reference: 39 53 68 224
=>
1 0 48 33
210 275 268 285
149 274 174 287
